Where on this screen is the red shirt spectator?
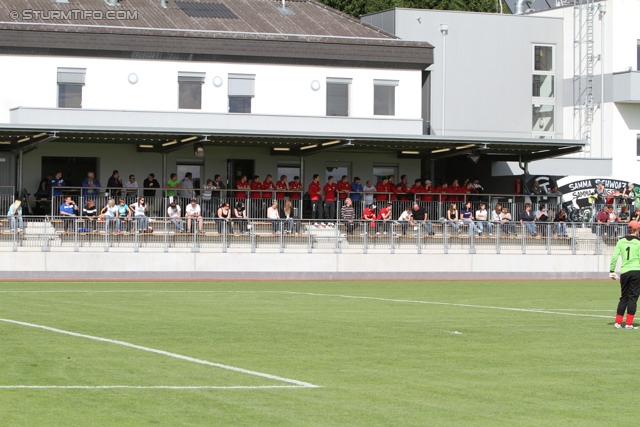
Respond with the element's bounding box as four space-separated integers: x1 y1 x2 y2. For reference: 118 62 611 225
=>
336 177 351 200
324 181 337 201
236 176 250 199
362 205 376 220
435 183 448 203
423 181 434 202
375 179 390 202
410 180 424 200
250 177 262 199
262 176 276 199
377 205 392 220
309 180 322 201
397 178 410 201
289 177 302 200
276 177 288 200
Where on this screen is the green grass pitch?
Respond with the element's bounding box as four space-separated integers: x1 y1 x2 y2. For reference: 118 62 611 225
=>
0 280 637 426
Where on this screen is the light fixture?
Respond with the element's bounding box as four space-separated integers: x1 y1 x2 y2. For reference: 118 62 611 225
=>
139 144 154 149
431 147 450 154
128 73 138 85
17 137 30 143
181 136 198 143
401 150 420 155
300 144 318 150
213 76 223 87
193 143 205 157
455 144 476 150
311 80 321 91
33 132 47 138
321 140 341 147
0 141 11 145
273 147 291 152
162 140 177 147
468 155 480 164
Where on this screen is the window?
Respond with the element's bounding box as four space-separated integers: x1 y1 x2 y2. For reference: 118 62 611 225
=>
374 80 398 116
326 78 351 117
532 45 555 135
57 68 85 108
178 72 205 110
228 74 255 113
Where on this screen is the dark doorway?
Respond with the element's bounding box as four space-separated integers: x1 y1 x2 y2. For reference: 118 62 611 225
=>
42 156 98 191
227 159 254 189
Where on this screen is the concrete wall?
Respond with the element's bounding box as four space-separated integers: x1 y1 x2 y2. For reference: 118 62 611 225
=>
0 250 612 280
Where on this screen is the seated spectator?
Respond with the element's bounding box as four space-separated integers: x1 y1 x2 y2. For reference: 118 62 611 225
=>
445 203 460 234
167 201 183 232
618 205 631 236
491 203 502 228
376 203 393 235
475 203 493 236
233 201 248 234
82 198 98 231
500 206 516 236
520 203 537 237
535 203 550 236
100 198 118 233
116 198 132 232
217 201 233 235
7 200 23 232
340 197 358 235
60 196 78 232
130 196 150 233
185 198 203 233
460 201 481 236
411 203 434 236
554 208 568 237
279 199 297 234
398 205 413 235
267 201 281 233
362 203 377 235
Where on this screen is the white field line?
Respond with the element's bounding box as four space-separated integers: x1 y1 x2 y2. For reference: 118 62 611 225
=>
0 289 614 318
0 318 320 389
0 385 304 390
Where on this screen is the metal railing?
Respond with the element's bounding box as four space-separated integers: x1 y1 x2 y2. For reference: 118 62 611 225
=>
0 215 626 255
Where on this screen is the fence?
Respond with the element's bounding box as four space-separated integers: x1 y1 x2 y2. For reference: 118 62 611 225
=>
0 214 626 255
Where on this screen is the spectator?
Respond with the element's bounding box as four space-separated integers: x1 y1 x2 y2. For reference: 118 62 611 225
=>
185 198 203 233
350 177 363 217
7 200 23 232
250 175 262 218
376 202 393 235
107 170 123 198
51 171 65 197
82 198 98 232
280 199 297 234
618 205 631 236
411 202 434 236
178 172 194 207
130 196 150 233
531 180 546 205
535 203 550 236
233 201 248 235
499 206 516 236
340 197 358 235
548 185 563 209
362 203 377 235
592 182 607 212
554 208 568 237
81 171 101 199
59 196 78 232
388 176 398 201
267 201 281 233
289 176 302 203
397 175 411 201
167 201 183 232
309 174 323 223
115 198 132 232
520 202 537 237
446 203 460 234
460 201 481 236
410 179 425 201
596 205 616 237
423 180 435 203
398 205 413 235
337 175 351 203
472 178 484 193
262 174 276 200
363 180 376 207
475 203 493 236
235 175 250 200
276 175 289 203
375 176 390 203
491 203 503 225
216 201 233 235
166 173 180 203
143 173 160 216
623 183 640 216
213 174 226 207
100 198 118 233
123 174 138 204
201 179 214 218
323 175 337 223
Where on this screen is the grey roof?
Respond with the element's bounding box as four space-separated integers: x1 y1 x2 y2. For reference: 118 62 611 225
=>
0 0 433 69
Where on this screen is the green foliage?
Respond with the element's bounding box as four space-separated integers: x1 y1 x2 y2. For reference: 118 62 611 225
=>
319 0 500 17
0 280 638 425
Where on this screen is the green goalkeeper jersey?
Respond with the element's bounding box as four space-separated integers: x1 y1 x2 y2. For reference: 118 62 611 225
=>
610 235 640 274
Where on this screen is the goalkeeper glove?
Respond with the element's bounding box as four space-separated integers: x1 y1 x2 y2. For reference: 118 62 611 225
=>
609 272 619 280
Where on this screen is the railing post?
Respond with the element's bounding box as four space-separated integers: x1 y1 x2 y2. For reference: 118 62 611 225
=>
442 220 448 254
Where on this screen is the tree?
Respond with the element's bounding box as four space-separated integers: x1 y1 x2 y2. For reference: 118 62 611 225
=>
318 0 501 17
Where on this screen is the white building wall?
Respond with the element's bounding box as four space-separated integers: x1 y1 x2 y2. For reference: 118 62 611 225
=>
0 56 423 123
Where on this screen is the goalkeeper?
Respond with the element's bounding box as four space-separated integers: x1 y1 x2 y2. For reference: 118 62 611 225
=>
609 220 640 329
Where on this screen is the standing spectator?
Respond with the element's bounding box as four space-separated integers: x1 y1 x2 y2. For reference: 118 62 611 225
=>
107 170 123 198
340 197 358 235
178 172 194 208
423 180 435 203
235 175 250 200
592 182 607 212
143 173 160 216
82 198 98 231
531 180 546 205
337 175 351 203
81 171 101 199
471 178 484 194
249 175 262 219
123 174 138 204
309 174 323 223
410 179 425 202
213 174 226 207
276 175 289 203
609 220 640 329
167 201 183 232
185 198 203 233
388 176 398 201
323 175 337 223
201 179 214 218
7 200 23 232
397 175 411 201
51 171 65 197
59 196 78 232
548 185 563 210
289 175 302 201
623 183 640 216
411 202 434 236
475 203 493 236
520 202 537 237
262 174 276 200
350 177 363 217
375 176 390 203
216 201 233 235
166 173 180 204
267 201 281 233
377 202 393 235
130 196 150 233
363 180 376 207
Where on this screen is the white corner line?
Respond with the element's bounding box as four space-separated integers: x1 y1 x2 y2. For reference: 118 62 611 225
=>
0 318 320 389
0 385 306 390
